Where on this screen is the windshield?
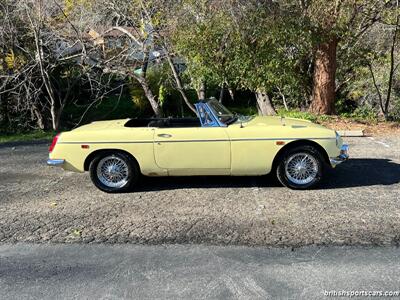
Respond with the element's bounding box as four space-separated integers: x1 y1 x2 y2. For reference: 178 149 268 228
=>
207 99 236 125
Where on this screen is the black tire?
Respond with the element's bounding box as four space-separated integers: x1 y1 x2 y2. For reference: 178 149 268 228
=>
276 145 324 190
89 151 139 193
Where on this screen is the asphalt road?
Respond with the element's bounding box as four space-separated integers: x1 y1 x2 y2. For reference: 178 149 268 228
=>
0 136 399 246
1 244 400 299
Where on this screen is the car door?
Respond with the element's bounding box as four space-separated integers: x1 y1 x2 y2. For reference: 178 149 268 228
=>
154 127 231 175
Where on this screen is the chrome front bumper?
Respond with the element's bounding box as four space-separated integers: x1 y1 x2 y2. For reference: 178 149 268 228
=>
47 159 65 167
330 145 349 167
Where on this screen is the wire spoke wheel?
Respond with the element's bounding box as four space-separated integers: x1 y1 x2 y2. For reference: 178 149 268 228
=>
284 152 318 185
96 156 129 188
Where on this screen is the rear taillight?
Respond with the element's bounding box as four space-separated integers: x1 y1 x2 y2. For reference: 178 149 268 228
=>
49 133 60 153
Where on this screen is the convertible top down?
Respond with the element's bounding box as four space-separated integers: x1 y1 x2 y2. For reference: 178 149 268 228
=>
48 99 349 192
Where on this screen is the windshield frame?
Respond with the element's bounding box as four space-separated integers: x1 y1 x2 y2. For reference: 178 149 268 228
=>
206 99 236 126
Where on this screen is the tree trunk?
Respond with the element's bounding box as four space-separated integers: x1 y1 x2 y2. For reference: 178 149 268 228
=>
53 100 69 132
383 13 400 120
255 90 276 116
277 87 288 111
31 104 45 130
197 81 206 100
219 84 224 103
228 88 235 101
50 99 58 131
309 38 338 115
165 52 197 114
136 76 163 117
33 30 59 129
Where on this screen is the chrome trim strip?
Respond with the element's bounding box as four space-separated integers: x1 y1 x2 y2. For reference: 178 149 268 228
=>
230 137 336 142
47 159 65 166
155 139 229 143
58 141 154 144
59 137 335 144
155 137 335 143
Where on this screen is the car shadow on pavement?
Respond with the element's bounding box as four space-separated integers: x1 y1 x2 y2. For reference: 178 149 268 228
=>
138 174 279 192
137 158 400 191
318 158 400 189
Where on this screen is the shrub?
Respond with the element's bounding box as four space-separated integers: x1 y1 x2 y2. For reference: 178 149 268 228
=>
341 106 378 123
277 109 318 122
388 98 400 122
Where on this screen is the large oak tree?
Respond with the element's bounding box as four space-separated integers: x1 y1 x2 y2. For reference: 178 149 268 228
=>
294 0 392 114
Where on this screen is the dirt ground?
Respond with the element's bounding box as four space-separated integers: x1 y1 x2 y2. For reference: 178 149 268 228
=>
321 119 400 136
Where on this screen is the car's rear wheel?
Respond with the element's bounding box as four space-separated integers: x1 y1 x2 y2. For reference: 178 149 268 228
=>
276 146 324 190
89 152 139 193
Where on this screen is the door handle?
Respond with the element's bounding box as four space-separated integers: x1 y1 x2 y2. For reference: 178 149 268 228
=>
157 133 172 138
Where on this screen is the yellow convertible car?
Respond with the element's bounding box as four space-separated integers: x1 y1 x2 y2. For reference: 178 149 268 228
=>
48 99 349 192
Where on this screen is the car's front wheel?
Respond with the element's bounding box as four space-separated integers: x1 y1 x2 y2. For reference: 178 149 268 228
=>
89 152 139 193
276 146 324 190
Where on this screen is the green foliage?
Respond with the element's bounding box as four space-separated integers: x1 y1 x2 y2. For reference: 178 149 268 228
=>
129 79 148 111
335 97 355 115
232 10 309 96
128 63 172 111
173 1 313 110
388 98 400 121
0 131 55 143
62 94 141 128
340 21 400 121
1 0 399 135
340 106 379 124
158 84 167 107
172 3 233 89
277 109 318 122
229 106 258 116
64 0 92 16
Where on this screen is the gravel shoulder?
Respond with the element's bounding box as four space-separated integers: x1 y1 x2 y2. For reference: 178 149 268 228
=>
0 136 399 246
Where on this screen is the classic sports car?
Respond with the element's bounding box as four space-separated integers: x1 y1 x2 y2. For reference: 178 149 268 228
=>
48 98 349 192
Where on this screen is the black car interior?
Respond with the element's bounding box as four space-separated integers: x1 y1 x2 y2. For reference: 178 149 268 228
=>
124 118 201 128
